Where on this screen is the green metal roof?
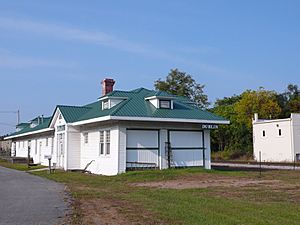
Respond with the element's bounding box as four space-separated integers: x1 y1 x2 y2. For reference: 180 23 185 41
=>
75 88 225 122
144 90 176 98
56 105 91 123
7 88 227 138
9 117 52 137
16 123 30 128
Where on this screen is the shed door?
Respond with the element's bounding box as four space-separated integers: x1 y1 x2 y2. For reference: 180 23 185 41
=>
168 130 204 167
126 129 159 168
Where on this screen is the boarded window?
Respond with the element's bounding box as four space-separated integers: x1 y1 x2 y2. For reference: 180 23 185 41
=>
159 100 171 109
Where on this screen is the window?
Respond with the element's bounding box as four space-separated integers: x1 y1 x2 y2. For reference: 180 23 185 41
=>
84 133 89 144
46 138 48 146
22 141 24 148
99 131 104 155
279 129 282 136
159 100 171 109
103 100 109 109
59 114 62 120
57 125 65 132
296 154 300 162
262 130 266 137
106 130 110 155
51 138 54 155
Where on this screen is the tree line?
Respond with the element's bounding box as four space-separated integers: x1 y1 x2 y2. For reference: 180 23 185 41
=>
155 69 300 159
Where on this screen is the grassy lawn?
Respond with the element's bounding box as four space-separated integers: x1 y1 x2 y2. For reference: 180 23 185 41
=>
27 168 300 225
0 159 46 171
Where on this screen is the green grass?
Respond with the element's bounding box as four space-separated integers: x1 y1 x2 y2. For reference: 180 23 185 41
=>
29 168 300 225
0 159 46 171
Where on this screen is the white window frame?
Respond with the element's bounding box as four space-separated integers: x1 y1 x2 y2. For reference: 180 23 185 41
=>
99 131 104 155
106 130 110 155
99 130 111 156
159 100 171 109
103 100 110 110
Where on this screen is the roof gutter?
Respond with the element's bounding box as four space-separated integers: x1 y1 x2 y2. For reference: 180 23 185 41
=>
70 115 230 126
4 128 54 140
110 116 230 125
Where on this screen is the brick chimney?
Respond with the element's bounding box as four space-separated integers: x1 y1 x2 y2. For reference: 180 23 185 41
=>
101 78 115 96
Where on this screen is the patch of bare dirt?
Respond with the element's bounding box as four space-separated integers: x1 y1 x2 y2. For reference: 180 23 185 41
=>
76 197 164 225
132 173 283 189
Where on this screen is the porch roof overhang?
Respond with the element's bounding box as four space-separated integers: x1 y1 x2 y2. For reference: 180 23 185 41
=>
4 128 54 140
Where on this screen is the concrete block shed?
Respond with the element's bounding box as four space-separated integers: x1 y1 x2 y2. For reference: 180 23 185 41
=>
5 79 229 175
253 113 300 162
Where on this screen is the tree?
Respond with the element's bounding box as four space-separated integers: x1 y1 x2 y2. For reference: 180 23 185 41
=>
154 69 209 108
277 84 300 117
211 88 282 159
235 88 281 129
211 95 253 158
211 95 241 152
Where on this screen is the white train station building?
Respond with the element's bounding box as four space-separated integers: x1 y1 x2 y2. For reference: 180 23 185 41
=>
5 79 229 175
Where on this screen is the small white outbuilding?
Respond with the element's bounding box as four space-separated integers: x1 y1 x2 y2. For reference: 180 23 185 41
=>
253 113 300 162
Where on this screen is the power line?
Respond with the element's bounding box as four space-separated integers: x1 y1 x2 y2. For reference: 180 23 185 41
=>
0 122 16 127
0 111 17 113
0 110 20 124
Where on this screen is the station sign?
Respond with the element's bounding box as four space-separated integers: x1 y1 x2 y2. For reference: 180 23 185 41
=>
201 124 219 129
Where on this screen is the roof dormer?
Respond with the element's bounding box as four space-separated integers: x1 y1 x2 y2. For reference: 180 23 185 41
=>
145 92 175 109
99 96 127 110
29 116 44 128
16 123 30 132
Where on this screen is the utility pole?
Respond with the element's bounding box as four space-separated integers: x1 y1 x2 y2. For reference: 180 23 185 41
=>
0 110 20 125
17 110 20 125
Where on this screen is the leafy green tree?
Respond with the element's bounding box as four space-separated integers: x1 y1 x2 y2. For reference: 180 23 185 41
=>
235 88 281 129
277 84 300 117
154 69 209 108
211 95 252 159
211 88 282 159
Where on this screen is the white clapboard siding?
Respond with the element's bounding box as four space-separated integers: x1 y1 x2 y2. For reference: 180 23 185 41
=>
80 126 119 175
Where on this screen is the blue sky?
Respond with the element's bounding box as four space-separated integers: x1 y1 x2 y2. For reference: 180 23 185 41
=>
0 0 300 135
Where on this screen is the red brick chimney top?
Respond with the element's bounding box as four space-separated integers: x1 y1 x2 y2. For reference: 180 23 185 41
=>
101 78 115 96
